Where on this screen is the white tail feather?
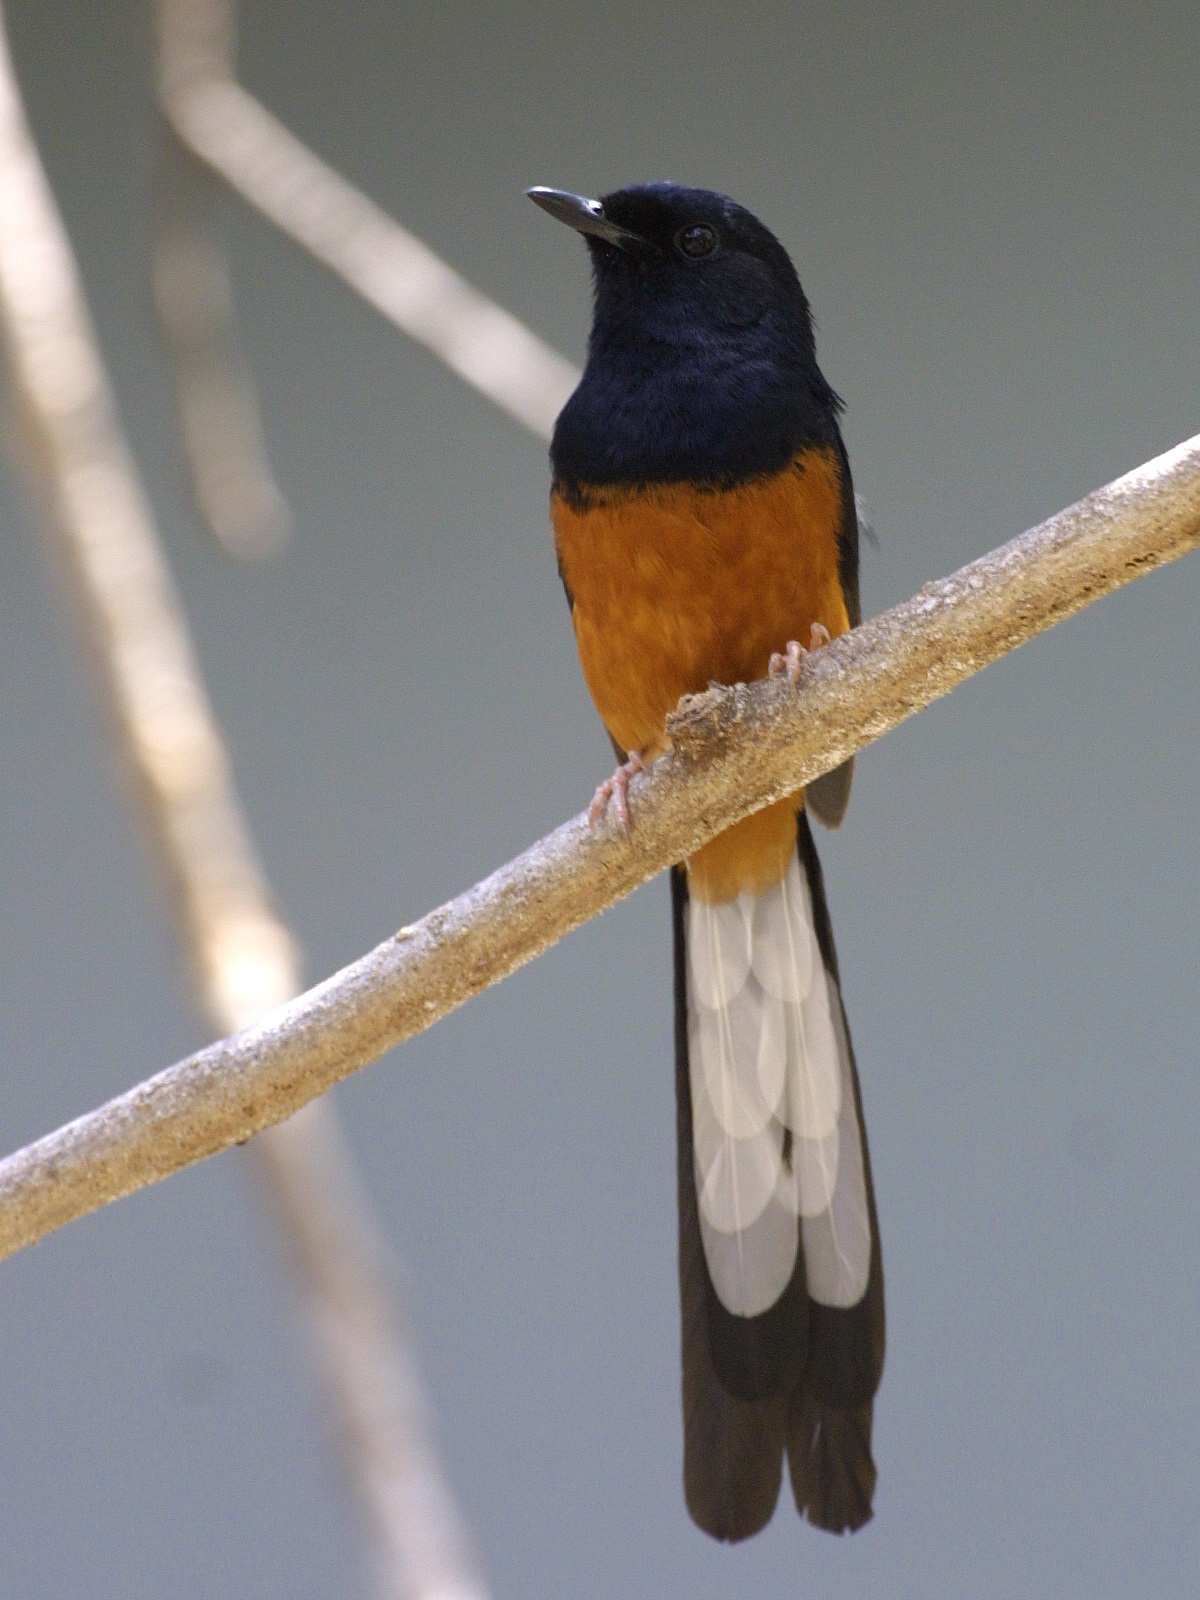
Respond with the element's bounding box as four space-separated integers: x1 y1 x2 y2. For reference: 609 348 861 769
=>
697 1184 799 1317
687 848 871 1316
800 1001 872 1306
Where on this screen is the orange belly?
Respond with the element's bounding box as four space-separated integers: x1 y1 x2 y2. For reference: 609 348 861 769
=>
553 446 851 903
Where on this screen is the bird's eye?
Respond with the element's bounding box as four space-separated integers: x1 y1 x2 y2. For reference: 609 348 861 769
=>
674 223 719 260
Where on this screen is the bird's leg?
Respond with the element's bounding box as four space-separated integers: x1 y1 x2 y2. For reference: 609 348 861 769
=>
769 622 832 685
589 749 649 837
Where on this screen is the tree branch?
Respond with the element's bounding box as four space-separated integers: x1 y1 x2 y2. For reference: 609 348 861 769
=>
0 429 1196 1262
0 11 486 1595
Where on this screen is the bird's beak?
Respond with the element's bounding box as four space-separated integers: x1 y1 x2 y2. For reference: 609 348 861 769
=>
526 187 645 251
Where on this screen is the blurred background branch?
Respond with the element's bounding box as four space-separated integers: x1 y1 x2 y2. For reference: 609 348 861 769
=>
152 126 293 560
152 0 288 559
0 7 485 1597
154 0 577 455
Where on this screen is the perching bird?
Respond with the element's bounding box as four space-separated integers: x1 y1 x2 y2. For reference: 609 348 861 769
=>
528 182 884 1542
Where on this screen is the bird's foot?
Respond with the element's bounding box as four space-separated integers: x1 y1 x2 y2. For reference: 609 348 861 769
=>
769 623 832 685
589 750 648 837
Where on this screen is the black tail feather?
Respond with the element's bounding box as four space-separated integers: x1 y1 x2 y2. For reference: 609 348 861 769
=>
786 1389 877 1534
680 1208 790 1540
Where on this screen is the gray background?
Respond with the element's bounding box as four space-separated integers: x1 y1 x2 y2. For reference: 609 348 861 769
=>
1 2 1197 1595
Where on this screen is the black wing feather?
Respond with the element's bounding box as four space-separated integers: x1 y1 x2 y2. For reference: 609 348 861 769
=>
807 432 860 831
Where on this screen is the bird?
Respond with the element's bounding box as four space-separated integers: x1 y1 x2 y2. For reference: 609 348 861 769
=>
528 182 884 1542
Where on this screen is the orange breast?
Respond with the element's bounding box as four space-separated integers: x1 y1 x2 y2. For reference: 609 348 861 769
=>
552 445 851 902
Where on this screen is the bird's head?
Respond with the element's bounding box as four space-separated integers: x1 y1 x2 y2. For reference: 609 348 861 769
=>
527 182 814 354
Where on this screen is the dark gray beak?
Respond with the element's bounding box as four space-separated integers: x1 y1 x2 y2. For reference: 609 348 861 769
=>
526 187 645 251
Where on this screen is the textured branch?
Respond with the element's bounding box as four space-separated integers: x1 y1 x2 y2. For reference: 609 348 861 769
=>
156 7 577 440
0 11 485 1597
0 424 1196 1262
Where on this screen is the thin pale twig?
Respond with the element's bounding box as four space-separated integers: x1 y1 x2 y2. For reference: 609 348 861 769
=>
153 1 290 560
152 125 292 559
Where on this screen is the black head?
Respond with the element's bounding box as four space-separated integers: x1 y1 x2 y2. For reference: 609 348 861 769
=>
529 183 841 492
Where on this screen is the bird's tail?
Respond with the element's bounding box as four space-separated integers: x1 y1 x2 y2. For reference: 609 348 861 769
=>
672 809 884 1540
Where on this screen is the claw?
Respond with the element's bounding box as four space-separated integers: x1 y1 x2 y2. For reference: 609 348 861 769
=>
589 750 647 837
769 623 833 685
769 638 807 684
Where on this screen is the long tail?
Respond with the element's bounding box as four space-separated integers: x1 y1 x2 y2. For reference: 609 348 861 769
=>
673 811 885 1540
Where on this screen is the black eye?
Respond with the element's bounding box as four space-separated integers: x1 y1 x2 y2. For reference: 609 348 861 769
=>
674 223 719 260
